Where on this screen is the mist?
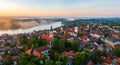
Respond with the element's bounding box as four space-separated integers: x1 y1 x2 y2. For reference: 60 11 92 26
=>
0 18 62 35
0 21 62 35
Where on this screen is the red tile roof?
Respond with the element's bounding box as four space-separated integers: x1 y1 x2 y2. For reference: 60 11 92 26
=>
109 31 118 35
58 34 72 40
0 58 4 61
83 25 89 30
117 58 120 63
80 36 88 41
62 51 76 57
65 29 77 34
91 31 97 34
42 34 52 41
26 46 49 58
83 32 88 36
104 57 112 64
34 46 49 52
86 60 94 65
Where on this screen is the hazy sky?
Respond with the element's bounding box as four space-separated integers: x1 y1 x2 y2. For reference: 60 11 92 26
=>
0 0 120 17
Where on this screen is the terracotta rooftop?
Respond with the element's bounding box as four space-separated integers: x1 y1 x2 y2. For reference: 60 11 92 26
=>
86 60 94 65
80 36 89 40
117 58 120 64
65 29 76 34
26 46 49 54
42 34 52 41
62 51 76 57
83 25 89 29
104 57 112 64
34 46 49 53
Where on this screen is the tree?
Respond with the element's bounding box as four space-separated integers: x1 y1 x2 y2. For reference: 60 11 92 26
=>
77 32 83 37
113 47 120 57
59 55 68 65
28 37 38 48
55 53 60 61
44 60 56 65
97 38 104 44
38 39 47 47
64 40 72 51
118 33 120 38
41 54 47 64
10 42 16 47
52 38 59 50
104 33 109 38
49 50 59 60
52 38 65 52
71 41 79 51
49 51 68 65
56 61 62 65
20 34 28 44
29 57 40 65
4 50 9 57
73 51 87 65
55 53 68 63
3 55 13 65
90 50 104 64
58 39 65 52
18 54 40 65
26 63 36 65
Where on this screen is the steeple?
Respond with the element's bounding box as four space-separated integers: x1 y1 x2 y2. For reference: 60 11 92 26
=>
50 25 53 31
49 25 53 38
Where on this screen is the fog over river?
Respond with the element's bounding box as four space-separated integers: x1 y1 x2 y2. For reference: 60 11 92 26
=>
0 22 62 35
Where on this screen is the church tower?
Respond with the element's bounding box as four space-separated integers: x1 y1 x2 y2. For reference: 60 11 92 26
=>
50 25 53 32
48 25 54 48
49 25 53 38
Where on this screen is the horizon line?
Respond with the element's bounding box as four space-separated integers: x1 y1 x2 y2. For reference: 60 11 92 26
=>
0 16 120 18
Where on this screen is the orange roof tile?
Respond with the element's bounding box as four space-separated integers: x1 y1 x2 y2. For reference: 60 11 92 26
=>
83 25 89 30
62 51 76 57
86 60 94 65
65 29 76 34
42 34 52 41
104 57 112 64
80 36 88 40
26 46 49 58
117 58 120 63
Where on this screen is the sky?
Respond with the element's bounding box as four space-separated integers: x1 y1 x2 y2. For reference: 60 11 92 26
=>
0 0 120 17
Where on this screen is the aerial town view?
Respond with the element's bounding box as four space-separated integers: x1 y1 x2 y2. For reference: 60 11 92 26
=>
0 0 120 65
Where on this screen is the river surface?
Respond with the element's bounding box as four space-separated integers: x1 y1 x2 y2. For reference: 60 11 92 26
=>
0 22 62 35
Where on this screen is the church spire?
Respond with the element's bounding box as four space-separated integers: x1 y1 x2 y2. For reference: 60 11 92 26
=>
50 25 53 31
